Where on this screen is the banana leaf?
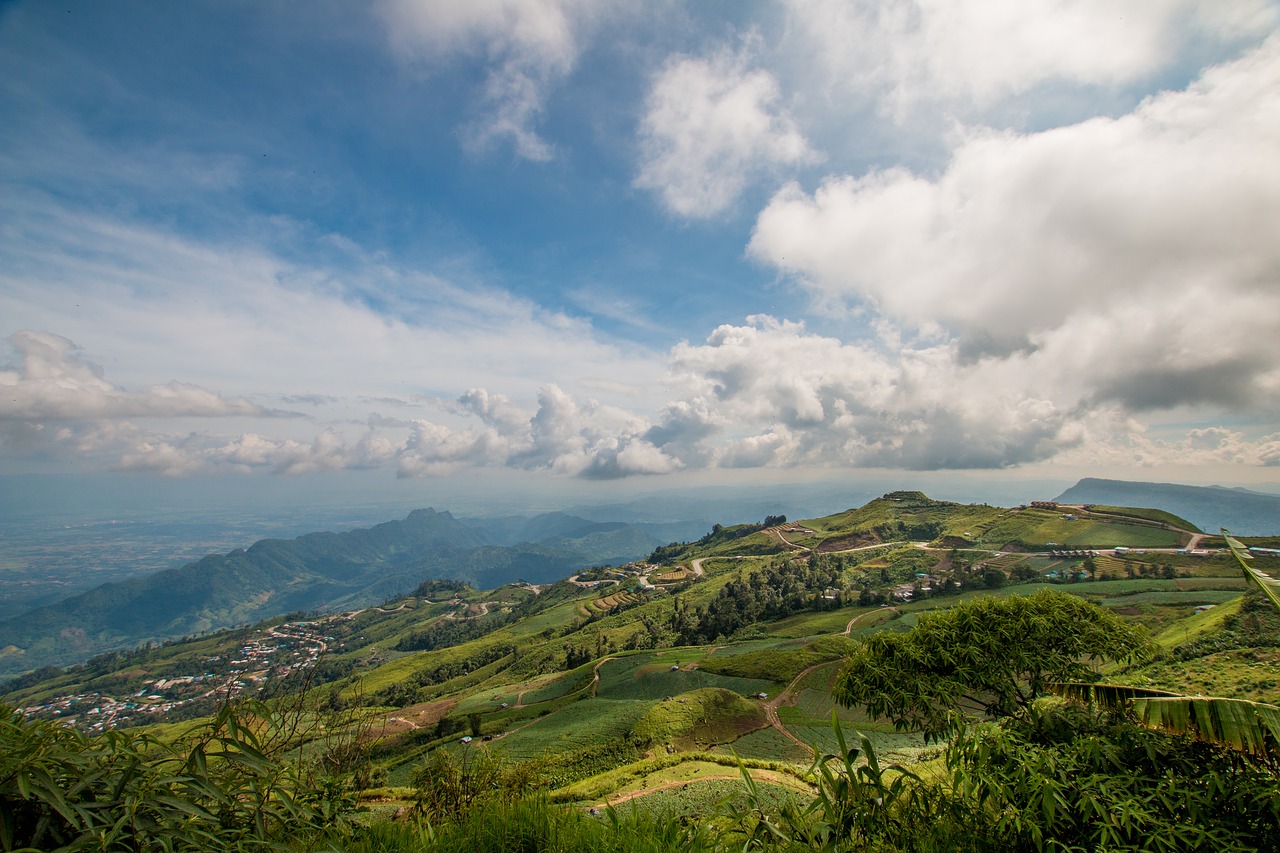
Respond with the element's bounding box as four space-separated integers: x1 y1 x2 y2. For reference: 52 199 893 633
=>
1049 682 1280 758
1222 528 1280 612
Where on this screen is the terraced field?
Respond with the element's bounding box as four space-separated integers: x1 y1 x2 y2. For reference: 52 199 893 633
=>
591 590 642 611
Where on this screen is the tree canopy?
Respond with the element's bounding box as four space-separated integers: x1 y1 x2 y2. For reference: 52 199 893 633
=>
833 589 1153 738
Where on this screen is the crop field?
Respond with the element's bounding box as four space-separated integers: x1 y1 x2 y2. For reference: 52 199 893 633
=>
1069 578 1177 595
493 696 651 760
522 663 596 704
1152 597 1242 648
1097 590 1243 608
979 512 1186 548
633 689 766 750
1085 506 1198 529
652 567 691 583
706 638 804 657
591 590 642 611
596 655 777 701
1175 577 1248 590
506 599 590 636
714 725 812 763
698 639 853 684
763 605 872 637
452 686 520 714
610 775 803 820
452 666 587 714
551 753 810 808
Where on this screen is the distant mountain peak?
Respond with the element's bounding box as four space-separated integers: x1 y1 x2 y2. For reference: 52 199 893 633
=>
1055 478 1280 536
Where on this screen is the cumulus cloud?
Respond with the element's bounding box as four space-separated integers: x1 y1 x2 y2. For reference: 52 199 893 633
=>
783 0 1277 116
0 331 273 421
635 41 820 218
8 318 1278 477
750 37 1280 417
665 316 1079 470
379 0 595 160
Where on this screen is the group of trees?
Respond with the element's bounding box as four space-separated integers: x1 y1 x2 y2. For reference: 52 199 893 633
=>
647 515 788 565
670 559 843 645
395 609 512 652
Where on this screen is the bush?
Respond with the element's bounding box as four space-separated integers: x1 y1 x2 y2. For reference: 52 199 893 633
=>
948 701 1280 852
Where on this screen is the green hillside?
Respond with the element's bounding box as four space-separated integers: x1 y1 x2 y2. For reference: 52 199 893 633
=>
4 491 1277 851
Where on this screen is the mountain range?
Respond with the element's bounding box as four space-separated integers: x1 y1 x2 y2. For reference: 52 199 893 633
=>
0 508 707 674
1054 478 1280 536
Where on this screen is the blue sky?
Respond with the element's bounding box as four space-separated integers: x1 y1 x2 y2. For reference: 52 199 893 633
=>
3 0 1280 503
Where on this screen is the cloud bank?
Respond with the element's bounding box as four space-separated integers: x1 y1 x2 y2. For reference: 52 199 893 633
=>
750 35 1280 416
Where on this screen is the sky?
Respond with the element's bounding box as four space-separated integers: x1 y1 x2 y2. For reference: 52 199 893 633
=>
3 0 1280 512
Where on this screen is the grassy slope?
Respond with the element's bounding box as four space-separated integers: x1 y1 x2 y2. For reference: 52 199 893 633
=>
9 492 1276 815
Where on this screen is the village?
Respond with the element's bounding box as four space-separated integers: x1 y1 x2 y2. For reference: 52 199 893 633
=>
17 619 333 733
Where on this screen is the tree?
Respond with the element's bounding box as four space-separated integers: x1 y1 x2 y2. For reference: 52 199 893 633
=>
833 589 1152 739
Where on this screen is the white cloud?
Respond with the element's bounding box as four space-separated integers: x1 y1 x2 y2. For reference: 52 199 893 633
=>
750 36 1280 416
8 316 1279 478
782 0 1278 117
665 316 1079 470
635 41 820 218
378 0 596 160
0 198 662 410
0 331 271 421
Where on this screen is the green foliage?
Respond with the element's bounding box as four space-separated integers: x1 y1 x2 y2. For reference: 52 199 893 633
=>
0 699 360 852
673 559 845 645
834 590 1154 739
723 713 996 852
348 795 724 853
948 701 1280 852
792 714 922 848
412 578 473 598
411 745 548 822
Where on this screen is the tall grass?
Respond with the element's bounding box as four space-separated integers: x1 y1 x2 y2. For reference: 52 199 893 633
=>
343 797 726 853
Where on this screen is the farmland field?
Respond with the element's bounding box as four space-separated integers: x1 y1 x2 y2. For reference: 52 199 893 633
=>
596 655 778 701
522 663 596 704
606 775 803 819
714 725 811 762
1097 590 1242 608
979 512 1186 548
494 696 651 760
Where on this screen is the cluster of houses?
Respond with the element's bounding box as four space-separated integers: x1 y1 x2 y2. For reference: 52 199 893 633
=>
18 620 332 732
